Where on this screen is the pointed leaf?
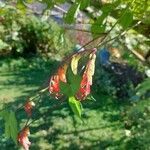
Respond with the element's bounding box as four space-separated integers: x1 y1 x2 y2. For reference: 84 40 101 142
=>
80 0 90 10
9 111 18 145
0 110 11 138
64 3 80 24
60 81 72 96
5 122 11 139
71 75 82 95
16 0 26 14
91 14 106 37
69 96 82 118
43 0 54 8
136 78 150 96
119 10 133 29
67 68 82 95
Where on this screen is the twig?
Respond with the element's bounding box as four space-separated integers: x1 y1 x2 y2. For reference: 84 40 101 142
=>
64 27 106 35
27 100 66 126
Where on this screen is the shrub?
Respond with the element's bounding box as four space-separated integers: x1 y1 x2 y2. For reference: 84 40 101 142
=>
0 4 73 57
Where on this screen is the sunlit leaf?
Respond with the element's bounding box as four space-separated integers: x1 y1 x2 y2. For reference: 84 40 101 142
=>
80 0 90 10
119 10 133 29
69 96 82 118
55 0 65 3
16 0 26 14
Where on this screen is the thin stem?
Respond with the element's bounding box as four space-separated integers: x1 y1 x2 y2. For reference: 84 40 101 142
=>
29 86 49 101
27 100 66 126
0 87 49 113
98 21 141 47
70 0 135 53
65 27 106 35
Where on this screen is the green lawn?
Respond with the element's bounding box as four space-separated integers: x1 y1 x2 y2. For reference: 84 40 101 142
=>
0 57 132 150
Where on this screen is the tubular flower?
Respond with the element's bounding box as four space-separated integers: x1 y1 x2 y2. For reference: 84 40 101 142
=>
49 64 67 99
76 73 91 100
57 64 67 82
76 49 97 100
49 75 61 99
18 127 31 150
24 101 35 116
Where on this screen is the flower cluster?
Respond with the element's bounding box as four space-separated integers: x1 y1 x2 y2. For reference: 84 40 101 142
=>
49 49 97 101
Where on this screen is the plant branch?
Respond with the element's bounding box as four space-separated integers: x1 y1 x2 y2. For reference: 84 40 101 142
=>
27 100 66 126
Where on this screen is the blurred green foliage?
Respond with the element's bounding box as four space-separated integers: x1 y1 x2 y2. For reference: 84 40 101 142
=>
0 57 146 150
0 4 73 57
0 0 150 149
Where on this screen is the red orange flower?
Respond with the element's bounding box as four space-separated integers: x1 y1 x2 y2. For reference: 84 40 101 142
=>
49 64 67 99
24 101 35 116
76 49 96 100
18 127 31 150
76 73 91 100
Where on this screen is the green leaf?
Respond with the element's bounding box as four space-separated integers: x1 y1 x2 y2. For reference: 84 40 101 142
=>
136 78 150 96
64 3 80 24
91 13 107 37
67 68 82 95
119 10 133 29
42 0 54 8
16 0 26 14
80 0 90 10
1 110 18 144
91 24 105 37
101 0 120 13
91 0 120 37
71 75 82 95
59 81 72 96
55 0 65 3
5 122 11 139
9 111 18 145
69 96 82 118
0 110 9 120
0 110 11 139
60 68 82 97
25 0 35 3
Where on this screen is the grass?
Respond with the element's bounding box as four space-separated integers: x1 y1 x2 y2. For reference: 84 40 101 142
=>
0 57 133 150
